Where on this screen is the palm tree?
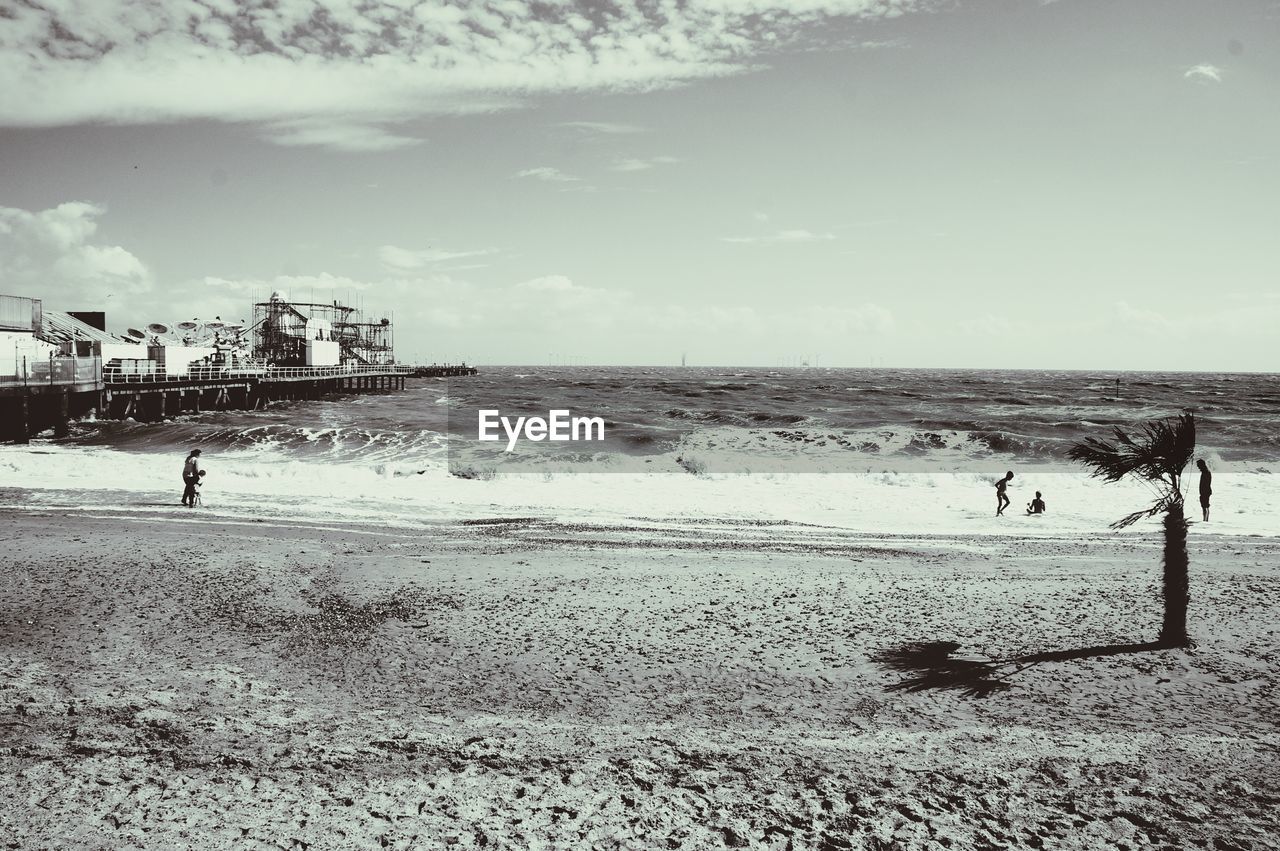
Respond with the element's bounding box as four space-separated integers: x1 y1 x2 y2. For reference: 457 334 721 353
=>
1067 413 1196 647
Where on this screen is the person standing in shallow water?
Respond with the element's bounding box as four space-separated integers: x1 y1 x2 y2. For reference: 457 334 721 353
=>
994 470 1014 516
182 449 202 508
1197 459 1212 522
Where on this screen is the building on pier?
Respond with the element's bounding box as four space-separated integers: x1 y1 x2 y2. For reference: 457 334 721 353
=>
252 291 395 367
1 294 105 441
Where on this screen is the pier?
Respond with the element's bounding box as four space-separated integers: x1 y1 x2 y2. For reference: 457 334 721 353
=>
1 290 479 443
410 364 478 378
99 364 413 423
0 361 473 443
0 356 102 442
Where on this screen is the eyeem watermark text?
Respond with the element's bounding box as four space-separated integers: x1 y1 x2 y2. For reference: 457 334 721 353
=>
478 409 606 451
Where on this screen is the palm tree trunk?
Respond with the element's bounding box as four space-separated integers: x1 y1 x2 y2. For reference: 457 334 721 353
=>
1159 503 1190 647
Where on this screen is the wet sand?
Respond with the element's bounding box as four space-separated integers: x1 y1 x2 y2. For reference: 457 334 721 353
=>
2 508 1278 849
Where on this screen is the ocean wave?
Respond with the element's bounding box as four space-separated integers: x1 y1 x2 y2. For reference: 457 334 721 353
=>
33 367 1280 480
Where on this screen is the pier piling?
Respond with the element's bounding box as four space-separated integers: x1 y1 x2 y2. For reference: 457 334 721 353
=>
5 396 30 443
54 394 69 438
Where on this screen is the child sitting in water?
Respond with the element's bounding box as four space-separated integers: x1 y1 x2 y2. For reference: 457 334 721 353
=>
1026 491 1046 515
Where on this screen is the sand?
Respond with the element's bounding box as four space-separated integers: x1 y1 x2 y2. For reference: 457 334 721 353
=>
2 507 1278 850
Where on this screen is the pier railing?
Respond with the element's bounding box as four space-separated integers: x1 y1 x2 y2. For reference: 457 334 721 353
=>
0 356 101 388
101 363 416 384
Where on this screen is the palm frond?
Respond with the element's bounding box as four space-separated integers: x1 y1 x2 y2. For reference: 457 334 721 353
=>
1068 414 1196 510
1070 412 1187 524
1067 433 1149 483
1109 495 1178 529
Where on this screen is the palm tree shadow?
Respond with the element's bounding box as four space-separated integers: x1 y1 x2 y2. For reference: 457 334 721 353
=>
873 639 1168 698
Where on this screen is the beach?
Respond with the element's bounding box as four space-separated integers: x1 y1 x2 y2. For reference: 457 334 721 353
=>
4 503 1278 850
9 0 1280 844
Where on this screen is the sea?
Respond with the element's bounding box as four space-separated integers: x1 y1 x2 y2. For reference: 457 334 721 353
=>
3 367 1277 537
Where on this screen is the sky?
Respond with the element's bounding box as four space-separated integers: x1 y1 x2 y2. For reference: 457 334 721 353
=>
1 0 1278 370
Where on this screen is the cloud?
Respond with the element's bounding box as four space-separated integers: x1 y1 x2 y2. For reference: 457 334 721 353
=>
201 273 374 295
1184 64 1223 83
515 275 578 292
0 202 152 310
265 119 424 152
168 261 901 363
1074 299 1280 366
1111 300 1176 334
377 244 496 271
722 229 837 244
0 1 929 149
515 166 581 182
558 121 647 135
611 155 681 172
0 202 894 358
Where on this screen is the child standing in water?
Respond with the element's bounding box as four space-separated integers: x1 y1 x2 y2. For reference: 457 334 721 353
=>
994 471 1014 516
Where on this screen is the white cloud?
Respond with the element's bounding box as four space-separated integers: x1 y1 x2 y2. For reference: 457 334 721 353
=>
1112 300 1176 334
1184 64 1223 83
201 273 374 294
0 1 929 150
776 229 836 242
189 264 898 362
515 166 581 182
559 121 647 134
0 202 894 355
1077 299 1280 361
265 119 424 152
0 202 152 309
515 275 578 292
722 229 837 244
52 245 149 286
611 155 681 172
377 244 496 270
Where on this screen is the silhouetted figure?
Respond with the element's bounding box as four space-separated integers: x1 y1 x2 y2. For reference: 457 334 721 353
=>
1026 491 1046 515
1197 459 1212 522
182 449 202 507
994 470 1014 516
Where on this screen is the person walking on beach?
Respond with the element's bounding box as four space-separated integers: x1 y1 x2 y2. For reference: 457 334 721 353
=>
182 449 203 508
994 470 1014 516
1197 459 1212 522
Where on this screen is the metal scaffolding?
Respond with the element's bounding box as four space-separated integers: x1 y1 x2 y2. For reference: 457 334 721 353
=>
252 293 395 366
